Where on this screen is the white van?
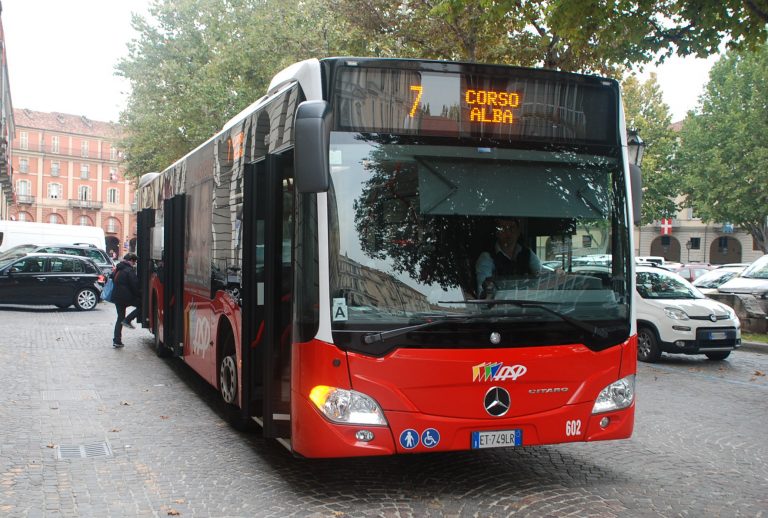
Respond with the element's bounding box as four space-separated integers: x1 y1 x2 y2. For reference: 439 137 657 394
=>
0 221 106 252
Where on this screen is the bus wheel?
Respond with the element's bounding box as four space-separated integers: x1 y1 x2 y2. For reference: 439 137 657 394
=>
637 326 661 363
220 353 237 404
154 303 171 358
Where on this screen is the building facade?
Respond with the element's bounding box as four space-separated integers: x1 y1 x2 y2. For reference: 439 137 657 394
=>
9 109 135 256
0 1 14 219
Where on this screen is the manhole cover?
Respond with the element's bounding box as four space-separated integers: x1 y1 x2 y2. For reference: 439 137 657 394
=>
56 441 112 459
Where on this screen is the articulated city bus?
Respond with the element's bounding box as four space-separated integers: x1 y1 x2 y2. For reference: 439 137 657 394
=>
136 57 641 458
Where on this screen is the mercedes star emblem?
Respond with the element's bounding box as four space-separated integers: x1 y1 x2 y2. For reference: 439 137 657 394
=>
483 386 511 417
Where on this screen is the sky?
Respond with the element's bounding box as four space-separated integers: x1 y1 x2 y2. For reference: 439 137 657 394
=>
2 0 719 123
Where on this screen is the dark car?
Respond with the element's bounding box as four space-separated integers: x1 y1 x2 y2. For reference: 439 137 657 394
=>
0 243 114 276
0 253 103 310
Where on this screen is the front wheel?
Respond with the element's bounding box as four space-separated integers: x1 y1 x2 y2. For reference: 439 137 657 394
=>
154 302 172 358
637 326 662 363
74 288 98 311
705 351 731 361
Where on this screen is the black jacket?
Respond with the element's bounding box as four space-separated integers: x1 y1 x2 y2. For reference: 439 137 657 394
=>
112 260 140 306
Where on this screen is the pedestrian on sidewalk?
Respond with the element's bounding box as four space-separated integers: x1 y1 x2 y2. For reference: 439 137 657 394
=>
112 252 140 348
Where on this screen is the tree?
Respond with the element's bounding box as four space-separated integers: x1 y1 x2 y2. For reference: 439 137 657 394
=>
117 0 367 177
675 45 768 252
334 0 768 73
621 73 678 224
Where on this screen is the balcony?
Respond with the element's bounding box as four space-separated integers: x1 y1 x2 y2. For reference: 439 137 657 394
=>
68 199 103 210
16 194 35 205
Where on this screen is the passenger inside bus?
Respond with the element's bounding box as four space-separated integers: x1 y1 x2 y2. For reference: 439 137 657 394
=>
475 217 542 298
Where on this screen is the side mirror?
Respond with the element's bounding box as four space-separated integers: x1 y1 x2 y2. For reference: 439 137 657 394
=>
294 100 332 193
629 164 642 226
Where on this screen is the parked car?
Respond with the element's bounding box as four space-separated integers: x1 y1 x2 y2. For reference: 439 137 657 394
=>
635 265 740 362
666 263 714 283
692 264 749 295
0 243 114 277
0 253 103 311
717 255 768 298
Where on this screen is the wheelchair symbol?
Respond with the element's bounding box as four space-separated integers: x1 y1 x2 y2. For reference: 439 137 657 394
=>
421 428 440 448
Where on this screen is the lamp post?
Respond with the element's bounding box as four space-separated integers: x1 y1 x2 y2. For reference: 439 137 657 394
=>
627 130 645 166
686 239 692 262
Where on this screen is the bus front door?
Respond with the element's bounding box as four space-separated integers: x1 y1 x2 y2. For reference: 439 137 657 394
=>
242 153 293 440
162 195 185 356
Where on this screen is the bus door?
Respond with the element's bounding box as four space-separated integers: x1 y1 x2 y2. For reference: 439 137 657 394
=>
162 195 186 357
241 152 294 439
136 208 154 328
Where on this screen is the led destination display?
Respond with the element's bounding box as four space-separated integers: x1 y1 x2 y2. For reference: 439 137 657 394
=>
334 66 618 145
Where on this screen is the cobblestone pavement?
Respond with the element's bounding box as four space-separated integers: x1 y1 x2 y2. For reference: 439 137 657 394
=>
0 303 767 517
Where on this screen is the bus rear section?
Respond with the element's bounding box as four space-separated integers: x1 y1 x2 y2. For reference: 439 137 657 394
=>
137 57 638 459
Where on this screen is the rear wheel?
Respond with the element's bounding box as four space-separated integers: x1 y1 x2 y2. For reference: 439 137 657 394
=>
218 328 253 431
705 351 731 361
637 326 662 363
74 288 98 311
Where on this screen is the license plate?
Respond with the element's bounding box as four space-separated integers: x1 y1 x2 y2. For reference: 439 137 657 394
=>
471 429 522 449
709 331 727 340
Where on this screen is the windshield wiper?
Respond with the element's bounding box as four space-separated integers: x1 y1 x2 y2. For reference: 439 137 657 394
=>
439 299 609 338
362 317 471 344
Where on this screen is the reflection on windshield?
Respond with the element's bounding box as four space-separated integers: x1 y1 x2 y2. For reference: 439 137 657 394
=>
741 255 768 279
328 132 631 333
636 271 703 300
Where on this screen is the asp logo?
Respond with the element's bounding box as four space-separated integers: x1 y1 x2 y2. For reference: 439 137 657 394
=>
472 362 527 382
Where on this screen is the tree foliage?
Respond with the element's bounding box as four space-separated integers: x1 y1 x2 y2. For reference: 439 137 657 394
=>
334 0 768 72
117 0 367 176
675 45 768 252
621 73 677 224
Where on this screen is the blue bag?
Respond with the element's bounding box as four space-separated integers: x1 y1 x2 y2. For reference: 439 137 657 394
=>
102 277 115 302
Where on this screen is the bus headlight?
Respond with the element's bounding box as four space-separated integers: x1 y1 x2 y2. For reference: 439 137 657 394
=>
309 386 387 426
592 375 635 414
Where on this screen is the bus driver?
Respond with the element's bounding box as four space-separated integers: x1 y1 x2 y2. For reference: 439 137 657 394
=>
475 217 542 298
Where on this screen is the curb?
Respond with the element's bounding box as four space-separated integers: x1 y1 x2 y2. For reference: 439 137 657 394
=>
740 341 768 354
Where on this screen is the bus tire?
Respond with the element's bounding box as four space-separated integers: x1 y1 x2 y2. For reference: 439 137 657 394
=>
218 328 254 431
705 351 731 361
637 326 662 363
154 302 172 358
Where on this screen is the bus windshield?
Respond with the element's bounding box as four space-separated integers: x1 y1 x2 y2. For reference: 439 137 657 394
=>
327 132 632 351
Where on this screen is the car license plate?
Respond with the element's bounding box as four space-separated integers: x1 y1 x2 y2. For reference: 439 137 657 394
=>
709 331 727 340
471 429 522 449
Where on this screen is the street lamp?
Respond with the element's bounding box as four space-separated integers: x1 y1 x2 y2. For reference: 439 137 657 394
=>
686 239 692 262
627 130 645 166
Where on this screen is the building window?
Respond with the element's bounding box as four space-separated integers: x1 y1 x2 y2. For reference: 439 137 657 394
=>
78 185 91 201
79 216 91 226
110 147 118 160
81 140 89 158
51 161 60 177
107 217 119 233
49 213 62 224
107 188 119 204
20 131 28 150
582 235 592 248
16 179 31 195
690 237 701 250
19 158 29 173
52 135 60 153
48 183 62 200
661 236 671 247
109 167 118 181
80 164 89 179
17 212 28 222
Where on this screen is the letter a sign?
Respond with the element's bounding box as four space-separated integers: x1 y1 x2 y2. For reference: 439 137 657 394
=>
660 218 673 235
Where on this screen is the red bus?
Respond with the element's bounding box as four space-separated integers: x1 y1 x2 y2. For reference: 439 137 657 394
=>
136 57 640 458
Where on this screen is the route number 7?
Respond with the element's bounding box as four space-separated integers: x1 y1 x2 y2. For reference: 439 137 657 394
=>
409 85 423 117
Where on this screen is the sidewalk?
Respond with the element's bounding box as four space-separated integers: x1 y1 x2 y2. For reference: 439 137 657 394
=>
740 341 768 354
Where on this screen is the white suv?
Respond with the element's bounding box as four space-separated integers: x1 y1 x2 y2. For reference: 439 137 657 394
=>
635 265 741 362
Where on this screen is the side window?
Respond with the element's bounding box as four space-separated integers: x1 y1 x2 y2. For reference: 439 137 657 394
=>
11 258 45 273
50 258 76 273
41 247 66 254
71 260 86 273
85 249 107 264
